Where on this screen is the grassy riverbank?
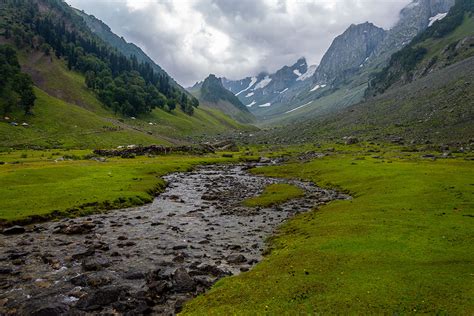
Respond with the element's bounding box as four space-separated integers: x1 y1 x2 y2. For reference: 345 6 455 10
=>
0 150 256 225
0 143 305 225
183 147 474 314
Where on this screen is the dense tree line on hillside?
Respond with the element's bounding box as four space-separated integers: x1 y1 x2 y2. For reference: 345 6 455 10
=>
367 0 474 97
0 45 36 115
0 0 198 116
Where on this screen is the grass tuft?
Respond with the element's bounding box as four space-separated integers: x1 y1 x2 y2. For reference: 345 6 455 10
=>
243 183 304 208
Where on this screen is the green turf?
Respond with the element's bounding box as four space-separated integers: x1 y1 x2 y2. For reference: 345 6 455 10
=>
243 183 304 208
0 151 253 224
182 146 474 314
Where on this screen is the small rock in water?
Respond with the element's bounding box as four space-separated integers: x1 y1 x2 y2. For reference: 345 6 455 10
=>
76 285 130 311
172 244 188 250
72 272 114 288
22 301 69 316
0 266 13 275
226 254 247 264
2 225 26 235
71 248 95 260
172 268 196 293
194 264 230 277
82 256 111 271
55 221 96 235
123 270 146 280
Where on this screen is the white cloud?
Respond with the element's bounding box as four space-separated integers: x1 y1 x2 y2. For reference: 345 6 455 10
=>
66 0 412 86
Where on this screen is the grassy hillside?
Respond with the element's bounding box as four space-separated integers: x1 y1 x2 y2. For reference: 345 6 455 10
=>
259 82 367 127
0 88 167 149
312 56 474 143
183 144 474 314
0 49 255 149
199 100 256 125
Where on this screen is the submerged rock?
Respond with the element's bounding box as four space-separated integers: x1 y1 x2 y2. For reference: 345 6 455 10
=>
172 268 196 293
76 285 130 310
2 225 26 235
226 254 247 264
54 221 96 235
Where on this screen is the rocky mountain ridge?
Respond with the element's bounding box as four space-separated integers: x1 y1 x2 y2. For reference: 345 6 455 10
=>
220 57 314 109
189 75 255 124
212 0 456 121
311 22 386 87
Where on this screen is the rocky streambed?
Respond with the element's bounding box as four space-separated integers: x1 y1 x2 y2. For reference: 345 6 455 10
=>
0 163 348 315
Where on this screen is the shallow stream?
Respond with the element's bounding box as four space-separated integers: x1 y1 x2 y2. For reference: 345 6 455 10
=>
0 163 347 315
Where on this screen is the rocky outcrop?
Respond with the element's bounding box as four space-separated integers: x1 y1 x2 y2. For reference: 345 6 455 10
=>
374 0 455 60
312 22 386 86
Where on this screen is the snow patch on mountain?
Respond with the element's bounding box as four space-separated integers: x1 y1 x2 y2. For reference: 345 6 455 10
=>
293 69 302 77
258 102 272 107
253 76 272 90
245 92 254 97
236 77 257 96
310 84 326 92
279 88 288 94
296 65 317 81
428 12 448 27
285 101 312 114
246 100 256 107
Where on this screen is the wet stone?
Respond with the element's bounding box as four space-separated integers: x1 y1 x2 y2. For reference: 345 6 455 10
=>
71 272 114 287
0 266 13 275
76 285 130 311
82 256 111 271
22 301 69 316
226 254 247 264
72 248 95 260
172 268 196 293
123 270 146 280
172 244 188 250
2 225 26 235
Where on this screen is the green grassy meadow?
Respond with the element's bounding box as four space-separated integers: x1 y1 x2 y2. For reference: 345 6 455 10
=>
183 146 474 314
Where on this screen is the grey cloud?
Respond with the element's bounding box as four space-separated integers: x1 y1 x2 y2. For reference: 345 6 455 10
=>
66 0 412 86
207 0 269 21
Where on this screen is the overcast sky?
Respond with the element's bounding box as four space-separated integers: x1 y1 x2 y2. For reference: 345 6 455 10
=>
66 0 412 86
